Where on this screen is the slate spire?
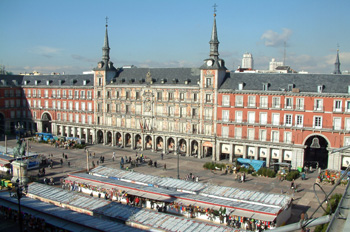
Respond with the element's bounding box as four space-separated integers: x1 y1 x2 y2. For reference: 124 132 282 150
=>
209 11 219 60
102 18 110 66
333 48 341 74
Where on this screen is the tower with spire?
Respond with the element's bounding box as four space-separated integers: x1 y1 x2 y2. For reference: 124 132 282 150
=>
94 17 117 87
333 48 341 74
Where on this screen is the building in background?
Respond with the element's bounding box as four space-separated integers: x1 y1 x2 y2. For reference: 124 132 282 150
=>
241 52 254 70
1 13 349 171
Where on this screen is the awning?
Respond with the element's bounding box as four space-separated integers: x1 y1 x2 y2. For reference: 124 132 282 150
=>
232 209 255 218
252 213 277 222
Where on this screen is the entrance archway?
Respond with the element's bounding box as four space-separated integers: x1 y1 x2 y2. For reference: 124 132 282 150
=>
41 113 52 133
144 135 152 150
178 139 187 155
107 131 112 144
191 140 199 157
116 132 122 146
156 137 163 151
125 133 131 147
135 134 142 149
97 130 103 144
167 137 175 153
304 135 329 169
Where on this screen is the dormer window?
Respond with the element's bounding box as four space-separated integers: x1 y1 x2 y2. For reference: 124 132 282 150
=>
83 80 87 86
24 80 28 85
238 83 244 90
263 83 268 91
317 85 323 93
206 78 212 88
348 85 350 94
46 80 50 86
35 80 39 85
288 84 294 91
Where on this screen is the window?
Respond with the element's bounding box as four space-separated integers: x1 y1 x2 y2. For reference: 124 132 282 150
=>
346 101 350 112
45 101 49 109
115 104 120 113
263 83 268 91
27 89 31 97
69 114 73 122
88 115 92 124
317 85 323 93
97 91 101 98
75 114 79 123
81 102 85 111
222 95 230 106
345 118 350 130
97 103 102 112
81 115 85 124
259 129 267 141
247 128 255 140
333 117 341 130
44 90 48 98
248 112 255 124
125 105 129 114
205 108 212 120
285 97 293 109
62 90 66 98
248 96 256 107
192 124 198 134
80 91 85 99
193 93 198 102
284 132 292 143
235 111 243 123
180 107 186 117
33 89 36 97
52 90 56 98
156 106 163 116
157 92 162 100
235 95 243 107
334 100 342 112
260 96 268 108
180 93 185 101
168 106 174 116
235 127 242 139
206 94 212 103
57 113 61 120
192 108 197 117
206 78 212 87
38 90 41 98
296 98 304 110
238 83 243 90
285 114 292 126
168 92 174 101
136 92 140 100
272 97 280 109
75 102 79 111
74 90 79 99
272 113 280 126
260 112 267 125
222 110 229 122
57 90 61 98
271 131 279 142
222 126 229 138
313 116 322 129
87 91 92 99
205 125 212 135
88 103 92 111
314 99 323 111
69 102 73 110
344 137 350 146
57 101 61 109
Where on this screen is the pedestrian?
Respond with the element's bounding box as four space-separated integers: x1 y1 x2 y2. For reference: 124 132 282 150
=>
112 152 115 161
163 163 166 170
161 153 164 160
68 161 70 167
154 161 157 168
60 158 63 166
42 168 45 175
196 176 199 182
93 152 95 158
291 179 295 189
62 152 65 158
65 154 68 160
92 161 95 168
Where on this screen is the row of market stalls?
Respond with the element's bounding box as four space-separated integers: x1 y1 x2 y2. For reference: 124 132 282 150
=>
63 166 292 228
0 190 142 232
26 182 244 232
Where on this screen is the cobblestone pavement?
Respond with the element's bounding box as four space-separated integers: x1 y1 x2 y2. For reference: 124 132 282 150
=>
2 138 346 225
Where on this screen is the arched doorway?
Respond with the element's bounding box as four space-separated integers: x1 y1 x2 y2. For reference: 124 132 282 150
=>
178 139 187 155
116 132 122 146
156 137 163 151
191 140 199 157
167 137 175 153
125 133 131 147
41 113 52 133
97 130 103 144
107 131 112 144
304 135 329 169
135 134 142 149
144 135 152 150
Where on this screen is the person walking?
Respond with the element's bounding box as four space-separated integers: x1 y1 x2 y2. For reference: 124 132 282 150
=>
163 163 166 170
161 153 164 160
112 152 115 161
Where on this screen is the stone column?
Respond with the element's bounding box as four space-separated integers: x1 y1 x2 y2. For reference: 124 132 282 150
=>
186 139 190 157
72 127 76 138
163 136 167 154
266 148 271 167
92 129 96 144
254 147 259 160
174 138 178 155
229 143 234 163
131 133 135 149
111 131 115 146
279 149 283 163
242 145 247 159
198 140 202 159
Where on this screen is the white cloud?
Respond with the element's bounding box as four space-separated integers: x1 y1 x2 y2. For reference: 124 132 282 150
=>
260 28 292 47
29 46 62 58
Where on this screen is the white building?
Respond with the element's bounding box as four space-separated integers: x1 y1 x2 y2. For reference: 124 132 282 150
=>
241 52 254 69
269 58 284 71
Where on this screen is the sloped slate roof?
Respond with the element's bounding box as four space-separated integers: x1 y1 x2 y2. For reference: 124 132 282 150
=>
220 73 350 94
114 67 200 86
0 74 94 87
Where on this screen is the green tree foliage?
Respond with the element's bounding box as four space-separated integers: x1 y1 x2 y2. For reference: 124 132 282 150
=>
314 193 342 232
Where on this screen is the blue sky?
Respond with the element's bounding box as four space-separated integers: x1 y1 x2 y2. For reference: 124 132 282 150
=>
0 0 349 74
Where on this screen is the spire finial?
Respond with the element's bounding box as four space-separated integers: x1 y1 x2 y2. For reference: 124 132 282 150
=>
105 16 109 27
212 3 218 17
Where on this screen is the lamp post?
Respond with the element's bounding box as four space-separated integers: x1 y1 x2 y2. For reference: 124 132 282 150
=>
8 179 28 232
177 145 180 179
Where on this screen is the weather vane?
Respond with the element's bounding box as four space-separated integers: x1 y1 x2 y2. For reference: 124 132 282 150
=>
213 3 218 16
105 16 109 27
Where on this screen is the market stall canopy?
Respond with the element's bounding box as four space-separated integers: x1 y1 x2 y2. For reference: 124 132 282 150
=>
237 158 266 171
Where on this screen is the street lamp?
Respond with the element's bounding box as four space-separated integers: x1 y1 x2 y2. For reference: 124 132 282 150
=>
176 145 180 179
8 179 28 232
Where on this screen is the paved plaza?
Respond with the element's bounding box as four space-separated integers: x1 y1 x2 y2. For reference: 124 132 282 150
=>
2 138 346 226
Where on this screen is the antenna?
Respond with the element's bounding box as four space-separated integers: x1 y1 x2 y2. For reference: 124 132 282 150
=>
212 3 218 16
